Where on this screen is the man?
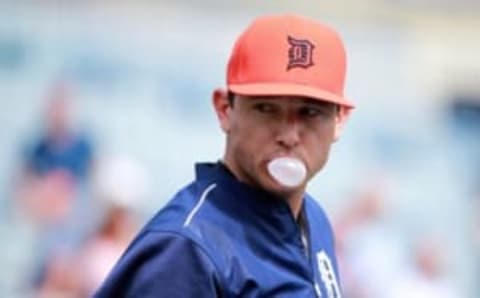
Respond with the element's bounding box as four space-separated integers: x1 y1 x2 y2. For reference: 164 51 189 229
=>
95 14 354 298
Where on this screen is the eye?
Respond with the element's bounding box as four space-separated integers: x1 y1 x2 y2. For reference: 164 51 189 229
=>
299 107 318 117
298 105 336 119
298 106 322 118
253 102 278 114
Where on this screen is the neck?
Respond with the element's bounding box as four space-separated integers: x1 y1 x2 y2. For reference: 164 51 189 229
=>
220 158 305 220
282 189 305 220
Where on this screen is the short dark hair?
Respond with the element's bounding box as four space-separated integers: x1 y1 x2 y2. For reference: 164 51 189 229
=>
227 91 235 107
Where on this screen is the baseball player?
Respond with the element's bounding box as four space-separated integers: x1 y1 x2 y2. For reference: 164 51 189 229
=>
95 14 354 298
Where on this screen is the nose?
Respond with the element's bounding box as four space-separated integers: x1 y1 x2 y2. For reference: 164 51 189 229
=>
276 115 300 149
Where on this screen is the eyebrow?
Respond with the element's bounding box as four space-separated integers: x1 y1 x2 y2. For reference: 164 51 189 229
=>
298 98 337 109
246 96 337 109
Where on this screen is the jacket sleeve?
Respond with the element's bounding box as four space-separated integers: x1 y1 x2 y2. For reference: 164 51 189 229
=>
94 231 222 298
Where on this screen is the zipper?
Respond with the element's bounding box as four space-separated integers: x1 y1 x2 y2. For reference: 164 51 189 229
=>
298 210 323 298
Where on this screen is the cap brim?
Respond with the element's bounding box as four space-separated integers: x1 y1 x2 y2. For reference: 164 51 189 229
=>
229 82 354 109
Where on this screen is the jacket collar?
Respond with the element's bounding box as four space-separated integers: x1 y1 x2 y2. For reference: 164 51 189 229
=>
195 162 305 240
195 162 292 211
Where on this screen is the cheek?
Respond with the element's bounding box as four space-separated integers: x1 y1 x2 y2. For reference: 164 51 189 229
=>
303 127 336 172
230 121 273 169
238 130 269 159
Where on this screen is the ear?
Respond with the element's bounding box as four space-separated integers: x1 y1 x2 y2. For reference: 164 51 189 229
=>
212 88 232 133
333 106 351 141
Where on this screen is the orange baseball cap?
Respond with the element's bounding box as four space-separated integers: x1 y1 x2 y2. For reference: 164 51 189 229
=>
226 14 354 108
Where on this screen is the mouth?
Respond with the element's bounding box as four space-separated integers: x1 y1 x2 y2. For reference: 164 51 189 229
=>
266 151 308 169
265 156 307 188
266 150 302 162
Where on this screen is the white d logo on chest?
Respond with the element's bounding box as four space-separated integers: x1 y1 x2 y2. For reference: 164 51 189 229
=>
316 251 342 298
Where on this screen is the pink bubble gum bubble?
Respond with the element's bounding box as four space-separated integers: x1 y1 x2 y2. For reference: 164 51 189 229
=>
267 157 306 188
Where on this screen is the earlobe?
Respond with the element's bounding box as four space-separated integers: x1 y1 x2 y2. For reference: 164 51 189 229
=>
333 107 351 141
212 88 231 133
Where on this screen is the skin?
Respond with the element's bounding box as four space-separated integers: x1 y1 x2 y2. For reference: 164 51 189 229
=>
213 89 350 219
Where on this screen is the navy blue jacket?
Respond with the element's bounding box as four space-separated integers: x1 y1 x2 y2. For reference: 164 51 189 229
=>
95 163 342 297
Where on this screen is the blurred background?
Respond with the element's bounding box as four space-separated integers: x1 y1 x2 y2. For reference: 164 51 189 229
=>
0 0 479 297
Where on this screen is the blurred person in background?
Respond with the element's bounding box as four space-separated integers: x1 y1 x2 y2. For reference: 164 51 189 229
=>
334 177 407 298
35 154 147 297
387 235 462 298
13 81 97 293
34 205 139 298
35 250 83 298
96 14 353 297
78 204 139 296
78 154 149 295
16 80 95 230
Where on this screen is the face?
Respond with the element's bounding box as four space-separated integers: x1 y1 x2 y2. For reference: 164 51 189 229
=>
213 90 350 197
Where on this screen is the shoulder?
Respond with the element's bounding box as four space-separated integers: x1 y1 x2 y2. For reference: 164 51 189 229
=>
119 229 218 269
142 180 240 269
304 194 336 245
145 181 219 233
26 136 48 156
146 180 236 256
70 131 94 151
304 195 331 225
95 229 223 297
